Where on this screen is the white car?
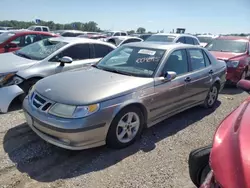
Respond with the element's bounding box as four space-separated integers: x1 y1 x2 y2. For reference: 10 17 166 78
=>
105 36 143 47
27 25 50 32
197 34 218 47
0 37 116 113
146 33 201 46
102 31 128 37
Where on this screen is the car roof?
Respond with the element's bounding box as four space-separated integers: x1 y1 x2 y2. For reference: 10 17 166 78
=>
3 30 54 35
110 36 142 40
123 41 201 50
54 30 85 33
153 33 196 37
216 36 250 42
50 37 116 46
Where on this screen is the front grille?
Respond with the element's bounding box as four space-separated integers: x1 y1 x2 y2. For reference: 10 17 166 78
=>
31 92 53 112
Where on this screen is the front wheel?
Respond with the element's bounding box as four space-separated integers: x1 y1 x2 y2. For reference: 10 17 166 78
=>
189 145 212 187
18 78 40 101
203 84 219 108
106 106 144 149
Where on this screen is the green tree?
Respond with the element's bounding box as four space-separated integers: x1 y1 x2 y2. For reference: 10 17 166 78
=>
137 27 146 34
128 30 135 34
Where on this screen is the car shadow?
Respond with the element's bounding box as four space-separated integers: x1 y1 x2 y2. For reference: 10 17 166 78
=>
3 101 221 183
220 85 243 95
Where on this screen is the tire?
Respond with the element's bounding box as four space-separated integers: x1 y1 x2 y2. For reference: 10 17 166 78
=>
106 106 144 149
203 83 219 108
188 145 212 187
18 78 40 101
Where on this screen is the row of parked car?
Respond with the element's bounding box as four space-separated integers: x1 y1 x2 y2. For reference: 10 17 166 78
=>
1 28 250 188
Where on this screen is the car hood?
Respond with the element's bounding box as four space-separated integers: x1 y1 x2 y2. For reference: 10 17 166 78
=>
35 67 154 105
0 52 37 74
210 97 250 188
209 51 245 61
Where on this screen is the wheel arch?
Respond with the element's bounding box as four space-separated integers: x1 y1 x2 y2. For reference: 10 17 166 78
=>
112 102 148 126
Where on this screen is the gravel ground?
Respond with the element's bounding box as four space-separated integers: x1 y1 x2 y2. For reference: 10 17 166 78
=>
0 86 247 188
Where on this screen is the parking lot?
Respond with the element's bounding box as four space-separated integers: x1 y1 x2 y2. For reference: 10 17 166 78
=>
0 86 247 188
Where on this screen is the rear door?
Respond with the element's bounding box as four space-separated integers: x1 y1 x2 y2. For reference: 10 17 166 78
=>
184 48 213 105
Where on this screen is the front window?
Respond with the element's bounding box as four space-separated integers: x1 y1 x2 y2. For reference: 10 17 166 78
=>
14 38 67 60
146 35 176 42
27 26 36 30
95 46 165 77
0 32 16 44
197 36 213 44
206 39 247 53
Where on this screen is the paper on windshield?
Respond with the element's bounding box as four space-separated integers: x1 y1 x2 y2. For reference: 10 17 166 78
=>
138 49 156 56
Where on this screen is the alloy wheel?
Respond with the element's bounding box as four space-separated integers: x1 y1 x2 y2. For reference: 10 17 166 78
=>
207 86 218 106
116 112 140 143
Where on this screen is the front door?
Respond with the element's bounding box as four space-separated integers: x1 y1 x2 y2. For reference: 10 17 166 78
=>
149 49 191 122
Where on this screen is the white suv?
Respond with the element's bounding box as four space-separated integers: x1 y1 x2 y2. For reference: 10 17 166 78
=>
27 25 50 32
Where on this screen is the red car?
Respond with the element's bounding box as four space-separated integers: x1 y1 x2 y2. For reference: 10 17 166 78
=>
189 79 250 188
206 36 250 84
0 30 58 53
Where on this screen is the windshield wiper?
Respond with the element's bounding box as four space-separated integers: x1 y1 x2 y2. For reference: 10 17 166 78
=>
101 67 133 76
15 52 32 59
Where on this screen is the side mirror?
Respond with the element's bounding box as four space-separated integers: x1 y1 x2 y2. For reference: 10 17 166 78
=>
162 71 177 82
60 56 73 66
237 79 250 93
5 42 17 49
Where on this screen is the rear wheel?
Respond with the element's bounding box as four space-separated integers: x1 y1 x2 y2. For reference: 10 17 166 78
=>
203 84 219 108
106 106 144 149
188 145 212 187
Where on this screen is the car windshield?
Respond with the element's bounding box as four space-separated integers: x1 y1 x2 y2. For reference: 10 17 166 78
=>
14 38 67 60
146 35 176 42
95 46 165 77
206 39 248 53
102 32 114 37
0 32 16 44
197 36 214 43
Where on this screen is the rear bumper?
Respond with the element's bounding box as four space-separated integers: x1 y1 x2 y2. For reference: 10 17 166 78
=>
0 85 24 113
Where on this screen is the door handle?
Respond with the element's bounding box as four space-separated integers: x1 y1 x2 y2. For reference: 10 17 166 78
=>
184 77 191 82
209 70 214 74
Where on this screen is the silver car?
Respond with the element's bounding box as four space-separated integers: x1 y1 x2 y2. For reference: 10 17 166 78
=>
146 33 201 46
0 37 116 113
105 36 143 47
23 42 226 150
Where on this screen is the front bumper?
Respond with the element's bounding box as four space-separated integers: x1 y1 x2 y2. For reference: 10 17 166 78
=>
0 85 24 113
22 96 115 150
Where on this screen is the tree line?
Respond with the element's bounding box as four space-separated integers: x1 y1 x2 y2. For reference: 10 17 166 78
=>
0 20 101 32
0 20 150 34
0 20 248 36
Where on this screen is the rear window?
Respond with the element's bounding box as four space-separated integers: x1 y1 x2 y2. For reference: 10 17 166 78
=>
206 39 248 53
146 35 176 42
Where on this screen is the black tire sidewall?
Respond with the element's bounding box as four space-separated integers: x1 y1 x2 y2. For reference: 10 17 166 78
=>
106 106 144 149
188 145 212 187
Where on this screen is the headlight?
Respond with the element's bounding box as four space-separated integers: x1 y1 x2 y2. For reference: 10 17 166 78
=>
49 103 100 118
227 60 239 68
0 73 23 87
